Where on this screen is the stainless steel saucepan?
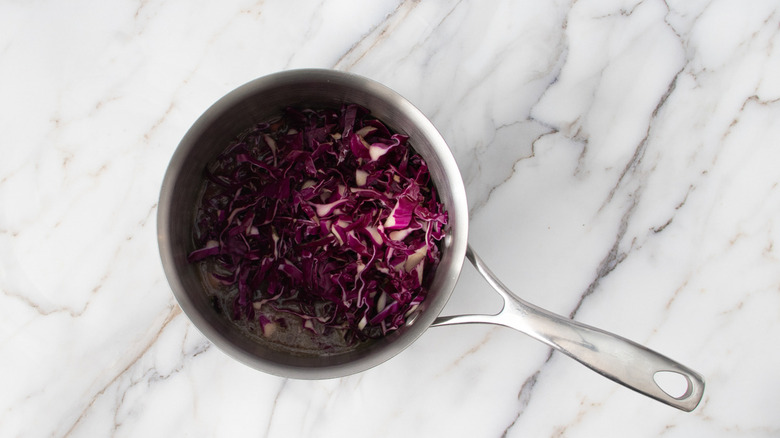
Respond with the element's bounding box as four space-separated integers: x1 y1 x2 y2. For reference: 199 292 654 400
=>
157 69 704 411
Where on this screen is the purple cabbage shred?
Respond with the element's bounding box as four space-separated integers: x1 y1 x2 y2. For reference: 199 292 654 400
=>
189 104 448 345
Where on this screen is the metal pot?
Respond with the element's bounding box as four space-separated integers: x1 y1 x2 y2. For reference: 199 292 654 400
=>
157 69 704 411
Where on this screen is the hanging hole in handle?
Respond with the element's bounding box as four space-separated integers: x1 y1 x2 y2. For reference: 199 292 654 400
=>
653 370 692 399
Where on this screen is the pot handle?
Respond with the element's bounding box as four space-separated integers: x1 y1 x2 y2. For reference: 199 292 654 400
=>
432 245 705 412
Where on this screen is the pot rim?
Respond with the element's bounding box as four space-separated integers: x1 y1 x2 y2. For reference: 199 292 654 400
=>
157 69 469 378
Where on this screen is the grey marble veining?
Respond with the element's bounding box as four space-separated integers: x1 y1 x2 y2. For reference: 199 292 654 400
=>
1 0 779 437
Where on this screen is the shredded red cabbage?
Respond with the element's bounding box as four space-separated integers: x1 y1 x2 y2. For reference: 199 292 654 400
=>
189 104 448 346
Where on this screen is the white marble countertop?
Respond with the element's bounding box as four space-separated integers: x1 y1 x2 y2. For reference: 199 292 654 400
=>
2 0 779 436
